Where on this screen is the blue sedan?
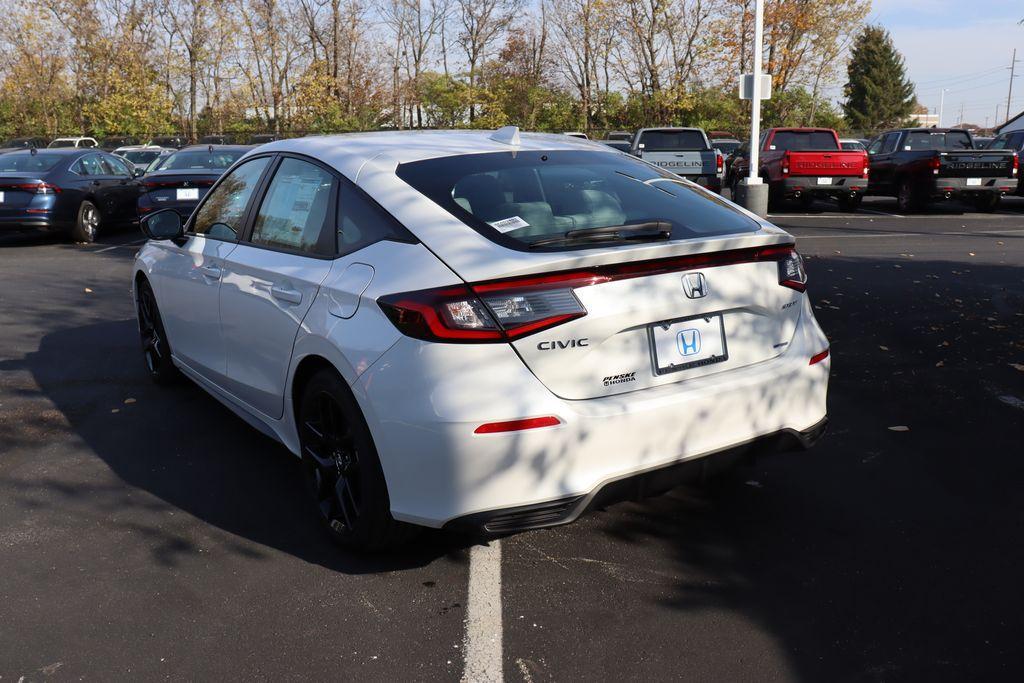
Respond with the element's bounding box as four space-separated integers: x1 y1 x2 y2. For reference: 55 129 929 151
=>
0 148 143 242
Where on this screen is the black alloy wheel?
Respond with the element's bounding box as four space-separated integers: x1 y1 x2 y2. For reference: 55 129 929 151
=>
297 369 414 550
136 279 178 384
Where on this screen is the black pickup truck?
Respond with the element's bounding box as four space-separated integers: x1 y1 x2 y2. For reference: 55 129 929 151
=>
866 128 1018 212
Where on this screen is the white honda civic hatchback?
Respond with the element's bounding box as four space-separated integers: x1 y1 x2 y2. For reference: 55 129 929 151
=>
132 128 830 549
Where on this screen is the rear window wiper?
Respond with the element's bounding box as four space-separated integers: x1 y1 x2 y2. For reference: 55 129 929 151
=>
527 221 671 249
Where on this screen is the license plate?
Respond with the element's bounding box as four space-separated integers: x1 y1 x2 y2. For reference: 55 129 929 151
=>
650 315 728 374
176 188 199 201
966 178 981 186
817 177 832 185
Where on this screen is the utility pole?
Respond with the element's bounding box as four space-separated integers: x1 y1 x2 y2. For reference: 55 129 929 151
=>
958 102 964 127
1007 48 1019 125
938 88 948 127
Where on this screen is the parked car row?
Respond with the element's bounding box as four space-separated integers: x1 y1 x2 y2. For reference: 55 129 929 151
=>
0 144 252 242
721 127 1017 212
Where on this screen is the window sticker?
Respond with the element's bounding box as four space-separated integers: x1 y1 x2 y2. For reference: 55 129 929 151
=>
489 215 530 233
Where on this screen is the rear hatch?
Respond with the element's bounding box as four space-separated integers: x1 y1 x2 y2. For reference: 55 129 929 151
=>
387 146 807 400
506 243 804 399
0 177 47 215
936 150 1016 179
786 150 867 178
140 172 218 209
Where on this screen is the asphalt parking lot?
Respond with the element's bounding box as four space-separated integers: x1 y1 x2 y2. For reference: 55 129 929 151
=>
2 195 1023 681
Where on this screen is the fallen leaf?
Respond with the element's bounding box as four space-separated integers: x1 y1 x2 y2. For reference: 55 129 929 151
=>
968 252 976 256
1010 363 1024 372
888 425 910 432
745 480 763 488
879 345 890 351
124 398 136 405
84 288 93 293
935 360 944 367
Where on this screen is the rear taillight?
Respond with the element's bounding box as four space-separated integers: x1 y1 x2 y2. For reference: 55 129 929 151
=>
781 151 790 177
379 243 806 343
0 181 61 194
861 153 869 179
378 281 588 343
777 249 807 292
930 156 941 175
716 151 724 174
1013 153 1019 176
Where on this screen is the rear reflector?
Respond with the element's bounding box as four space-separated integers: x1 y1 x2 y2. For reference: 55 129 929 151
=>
474 416 561 434
809 348 830 365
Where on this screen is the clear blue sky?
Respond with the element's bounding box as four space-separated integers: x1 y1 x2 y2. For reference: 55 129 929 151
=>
870 0 1024 127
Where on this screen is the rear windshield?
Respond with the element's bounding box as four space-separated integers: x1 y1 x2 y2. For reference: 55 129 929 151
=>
396 150 759 250
122 150 161 164
904 131 973 150
712 141 741 154
48 140 78 148
637 130 707 151
0 154 64 173
152 150 243 171
769 131 838 151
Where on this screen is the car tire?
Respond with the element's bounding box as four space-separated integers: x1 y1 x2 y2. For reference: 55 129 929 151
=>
297 368 416 551
837 195 862 212
135 278 180 385
896 180 920 213
973 194 999 213
72 200 101 243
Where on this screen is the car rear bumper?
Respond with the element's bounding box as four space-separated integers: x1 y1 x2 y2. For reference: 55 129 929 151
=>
782 177 867 196
0 214 72 232
355 296 830 529
444 416 828 534
927 177 1018 196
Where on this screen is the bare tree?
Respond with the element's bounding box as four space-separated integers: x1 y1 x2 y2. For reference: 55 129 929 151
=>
455 0 518 122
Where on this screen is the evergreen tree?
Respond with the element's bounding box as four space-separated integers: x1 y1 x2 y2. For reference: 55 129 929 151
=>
843 26 916 133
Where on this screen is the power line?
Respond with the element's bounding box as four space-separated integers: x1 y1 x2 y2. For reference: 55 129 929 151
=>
915 66 1006 88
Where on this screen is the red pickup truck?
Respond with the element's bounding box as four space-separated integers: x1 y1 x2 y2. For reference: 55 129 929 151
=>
730 128 869 211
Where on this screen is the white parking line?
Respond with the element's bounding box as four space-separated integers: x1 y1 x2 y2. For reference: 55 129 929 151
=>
794 228 1024 240
92 239 145 254
462 540 503 683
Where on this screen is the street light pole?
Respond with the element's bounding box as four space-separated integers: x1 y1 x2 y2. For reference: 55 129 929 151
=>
747 0 764 184
938 88 948 127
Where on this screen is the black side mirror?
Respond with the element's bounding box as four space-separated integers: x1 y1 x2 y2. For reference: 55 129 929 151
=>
141 209 184 240
132 166 145 178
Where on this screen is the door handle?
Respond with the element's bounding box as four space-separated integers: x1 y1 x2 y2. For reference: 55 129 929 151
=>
91 180 102 186
199 264 222 280
271 285 302 305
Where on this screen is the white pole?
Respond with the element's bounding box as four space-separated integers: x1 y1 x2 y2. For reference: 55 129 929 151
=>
747 0 764 184
938 89 947 128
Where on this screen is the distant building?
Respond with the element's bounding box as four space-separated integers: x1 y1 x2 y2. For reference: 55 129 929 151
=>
997 110 1024 134
911 112 939 127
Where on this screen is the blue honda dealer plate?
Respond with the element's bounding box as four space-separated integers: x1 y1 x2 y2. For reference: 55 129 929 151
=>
650 314 728 375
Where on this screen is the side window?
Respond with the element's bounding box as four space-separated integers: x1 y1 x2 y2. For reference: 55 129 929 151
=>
882 133 900 154
867 138 883 155
337 178 415 256
249 158 336 256
104 155 132 177
192 156 271 241
1011 133 1024 150
76 155 104 176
